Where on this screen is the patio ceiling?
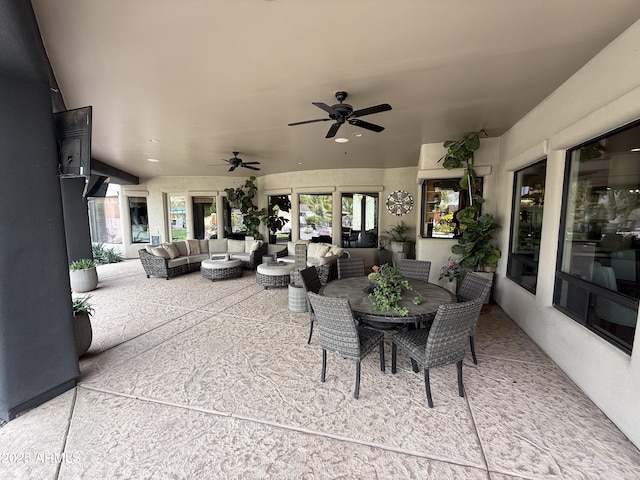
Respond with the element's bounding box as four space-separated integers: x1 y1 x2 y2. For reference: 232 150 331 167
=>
31 0 640 180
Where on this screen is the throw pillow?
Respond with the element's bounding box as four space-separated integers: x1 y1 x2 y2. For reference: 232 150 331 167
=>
151 246 170 259
315 244 330 259
228 239 245 253
186 239 201 255
249 240 263 253
329 246 344 257
162 243 180 259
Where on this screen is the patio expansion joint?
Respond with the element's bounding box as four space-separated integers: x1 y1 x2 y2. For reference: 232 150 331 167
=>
52 387 79 480
75 384 489 473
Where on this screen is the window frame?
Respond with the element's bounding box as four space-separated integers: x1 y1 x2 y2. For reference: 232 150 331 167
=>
553 119 640 354
506 159 547 294
340 192 379 248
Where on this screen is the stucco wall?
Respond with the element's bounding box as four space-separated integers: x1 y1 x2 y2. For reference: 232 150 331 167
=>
496 19 640 447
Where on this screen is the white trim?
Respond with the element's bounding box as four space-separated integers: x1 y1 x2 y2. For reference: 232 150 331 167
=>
188 191 218 197
416 165 491 181
293 186 336 194
337 185 384 192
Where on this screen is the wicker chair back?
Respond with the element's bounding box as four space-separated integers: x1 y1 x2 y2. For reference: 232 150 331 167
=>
396 259 431 281
337 257 365 279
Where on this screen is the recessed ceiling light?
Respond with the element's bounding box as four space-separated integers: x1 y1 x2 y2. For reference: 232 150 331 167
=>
631 148 640 152
352 133 363 137
149 139 160 143
335 137 349 143
296 162 302 165
147 158 160 163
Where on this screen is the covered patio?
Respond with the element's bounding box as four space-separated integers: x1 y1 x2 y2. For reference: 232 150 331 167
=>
1 261 639 479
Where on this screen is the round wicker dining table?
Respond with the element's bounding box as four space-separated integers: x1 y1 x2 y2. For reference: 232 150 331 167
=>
321 276 457 329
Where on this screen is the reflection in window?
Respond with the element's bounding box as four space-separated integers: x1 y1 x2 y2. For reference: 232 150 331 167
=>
169 195 187 241
88 197 122 244
222 197 245 239
555 120 640 353
193 197 217 240
341 193 379 248
268 195 292 244
299 194 333 243
507 160 546 293
421 178 482 238
128 197 148 244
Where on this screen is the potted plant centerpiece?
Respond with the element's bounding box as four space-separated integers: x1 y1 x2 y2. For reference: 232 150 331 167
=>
72 294 94 357
368 263 423 316
69 258 98 293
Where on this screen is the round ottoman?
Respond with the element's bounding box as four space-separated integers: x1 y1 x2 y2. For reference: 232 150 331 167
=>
201 258 243 281
256 262 295 289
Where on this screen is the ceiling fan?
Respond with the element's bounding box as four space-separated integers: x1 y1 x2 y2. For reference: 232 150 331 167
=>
288 91 392 138
211 152 261 172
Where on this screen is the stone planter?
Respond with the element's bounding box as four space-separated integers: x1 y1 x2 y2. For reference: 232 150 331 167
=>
69 267 98 293
73 313 92 357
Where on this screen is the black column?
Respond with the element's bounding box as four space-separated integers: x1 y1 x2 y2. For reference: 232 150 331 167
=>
0 0 78 421
60 177 93 263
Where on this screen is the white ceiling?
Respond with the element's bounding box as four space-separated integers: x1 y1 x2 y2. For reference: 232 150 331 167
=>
31 0 640 181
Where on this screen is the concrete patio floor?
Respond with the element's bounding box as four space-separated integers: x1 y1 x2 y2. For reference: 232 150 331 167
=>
1 259 639 479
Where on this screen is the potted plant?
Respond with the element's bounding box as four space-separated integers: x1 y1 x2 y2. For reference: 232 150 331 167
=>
439 129 501 271
224 176 266 239
69 258 98 293
439 256 462 294
384 220 414 261
72 294 94 357
368 264 423 316
452 201 501 272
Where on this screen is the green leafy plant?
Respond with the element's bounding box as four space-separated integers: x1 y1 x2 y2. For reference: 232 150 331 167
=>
451 203 501 270
69 259 95 271
72 294 94 318
439 129 487 204
368 264 422 316
439 256 463 282
384 220 411 242
92 243 123 264
224 176 266 239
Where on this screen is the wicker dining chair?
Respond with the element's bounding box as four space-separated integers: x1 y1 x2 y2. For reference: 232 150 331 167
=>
456 272 493 364
307 292 385 399
396 259 432 281
299 266 323 344
337 257 365 279
391 298 483 408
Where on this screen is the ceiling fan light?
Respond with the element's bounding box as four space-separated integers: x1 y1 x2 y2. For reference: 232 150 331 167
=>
335 137 349 143
147 158 160 162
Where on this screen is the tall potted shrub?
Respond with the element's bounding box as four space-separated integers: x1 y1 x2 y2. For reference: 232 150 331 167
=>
224 176 266 239
439 129 501 272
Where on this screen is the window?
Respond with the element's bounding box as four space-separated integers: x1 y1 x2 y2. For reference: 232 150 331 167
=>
421 178 482 238
169 195 187 241
192 197 217 239
554 120 640 353
341 193 379 248
128 197 148 243
299 194 333 243
222 197 245 239
268 195 292 243
88 197 122 244
507 160 546 293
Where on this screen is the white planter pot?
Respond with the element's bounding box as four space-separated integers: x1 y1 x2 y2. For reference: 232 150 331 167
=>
70 267 98 293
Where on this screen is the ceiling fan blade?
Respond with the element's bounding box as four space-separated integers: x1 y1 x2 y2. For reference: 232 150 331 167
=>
349 118 385 133
241 164 261 171
288 118 331 126
312 102 339 115
242 161 260 165
326 122 342 138
228 165 236 172
351 103 392 118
